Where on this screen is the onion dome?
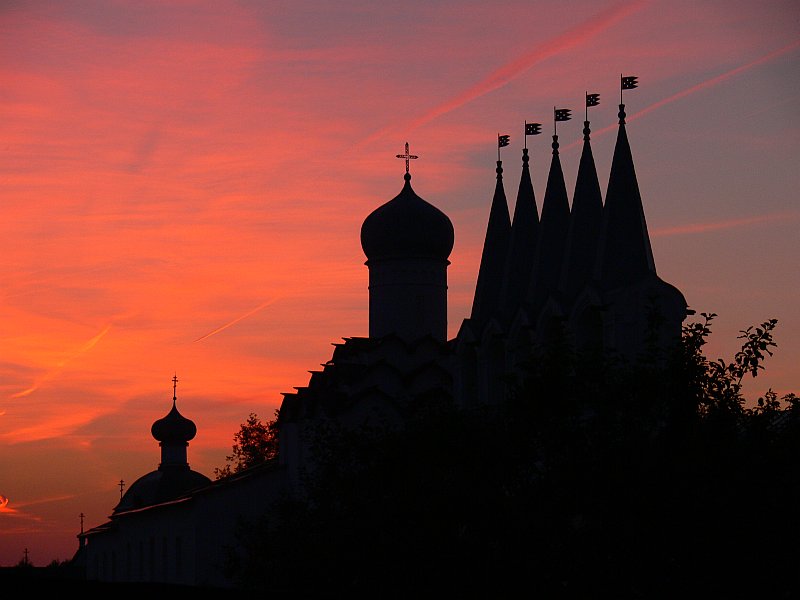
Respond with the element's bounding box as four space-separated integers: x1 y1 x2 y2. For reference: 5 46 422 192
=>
361 173 454 261
151 398 197 443
114 468 210 514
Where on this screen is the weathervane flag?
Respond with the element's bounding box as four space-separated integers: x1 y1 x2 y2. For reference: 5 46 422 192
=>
621 75 639 89
585 92 600 121
620 74 639 103
554 108 572 122
525 122 542 136
497 133 510 160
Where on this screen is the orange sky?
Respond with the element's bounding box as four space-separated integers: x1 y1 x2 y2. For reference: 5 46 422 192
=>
1 0 798 565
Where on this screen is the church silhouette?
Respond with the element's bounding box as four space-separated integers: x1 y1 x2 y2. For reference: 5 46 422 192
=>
74 90 690 587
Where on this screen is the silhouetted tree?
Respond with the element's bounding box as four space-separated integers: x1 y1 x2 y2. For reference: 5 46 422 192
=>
214 411 279 479
225 315 799 595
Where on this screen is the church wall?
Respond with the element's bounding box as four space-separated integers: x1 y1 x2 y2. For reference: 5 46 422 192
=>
84 501 200 585
193 465 288 588
455 342 479 409
83 465 289 588
477 332 507 406
603 279 686 362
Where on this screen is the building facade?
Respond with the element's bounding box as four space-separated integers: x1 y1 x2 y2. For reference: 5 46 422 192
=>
75 102 689 586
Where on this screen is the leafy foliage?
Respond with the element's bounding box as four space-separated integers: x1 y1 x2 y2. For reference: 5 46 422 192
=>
214 411 279 479
224 316 799 595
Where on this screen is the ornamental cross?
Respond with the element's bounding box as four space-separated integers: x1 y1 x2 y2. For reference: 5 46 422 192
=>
395 142 418 174
172 374 178 400
118 479 125 499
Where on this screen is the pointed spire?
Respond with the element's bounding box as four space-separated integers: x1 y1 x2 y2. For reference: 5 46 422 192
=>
595 104 656 289
528 135 571 312
471 160 511 326
559 119 603 304
500 147 539 320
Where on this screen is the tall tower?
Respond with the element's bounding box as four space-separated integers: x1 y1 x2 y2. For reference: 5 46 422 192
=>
360 145 454 342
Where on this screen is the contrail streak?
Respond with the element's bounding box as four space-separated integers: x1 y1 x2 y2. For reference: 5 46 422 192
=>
10 324 112 399
652 211 799 238
564 39 800 150
628 40 800 124
193 297 279 343
358 0 647 147
12 494 77 509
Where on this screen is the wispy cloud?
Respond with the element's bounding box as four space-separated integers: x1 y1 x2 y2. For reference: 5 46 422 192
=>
565 40 800 149
629 40 800 124
0 495 44 523
358 0 647 146
9 324 112 399
12 494 77 509
652 211 800 237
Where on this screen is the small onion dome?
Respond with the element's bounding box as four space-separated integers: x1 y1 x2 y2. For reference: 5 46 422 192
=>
151 400 197 443
361 173 454 261
114 468 211 513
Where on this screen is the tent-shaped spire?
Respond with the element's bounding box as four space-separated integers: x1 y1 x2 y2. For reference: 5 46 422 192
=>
560 120 603 304
471 160 511 326
595 104 656 289
499 147 539 321
528 135 571 312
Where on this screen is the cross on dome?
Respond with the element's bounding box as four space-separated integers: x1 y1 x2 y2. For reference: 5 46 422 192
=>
395 142 418 176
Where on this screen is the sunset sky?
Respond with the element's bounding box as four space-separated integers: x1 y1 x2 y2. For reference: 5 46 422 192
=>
1 0 798 565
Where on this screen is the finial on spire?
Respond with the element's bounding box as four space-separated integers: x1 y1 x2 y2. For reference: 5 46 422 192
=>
396 142 418 179
552 134 560 155
619 74 637 126
583 121 591 141
172 373 178 405
118 479 125 499
496 160 503 179
79 512 85 534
